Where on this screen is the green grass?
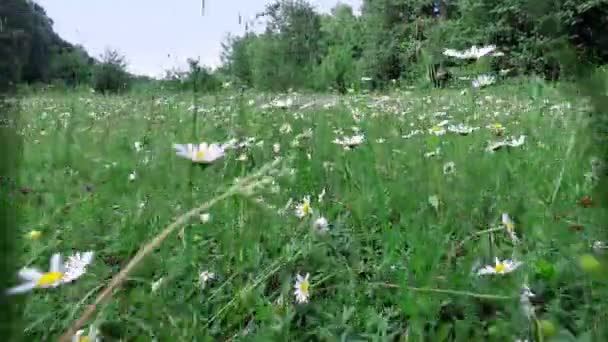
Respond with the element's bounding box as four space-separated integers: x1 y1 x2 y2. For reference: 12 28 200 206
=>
8 82 608 341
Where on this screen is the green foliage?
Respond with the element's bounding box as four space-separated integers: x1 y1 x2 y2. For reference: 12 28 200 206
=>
92 49 131 94
49 46 93 87
216 0 608 90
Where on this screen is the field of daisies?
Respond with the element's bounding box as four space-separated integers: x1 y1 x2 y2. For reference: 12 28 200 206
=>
8 78 608 341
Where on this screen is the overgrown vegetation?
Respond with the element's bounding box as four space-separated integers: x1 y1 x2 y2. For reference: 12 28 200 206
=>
3 0 608 341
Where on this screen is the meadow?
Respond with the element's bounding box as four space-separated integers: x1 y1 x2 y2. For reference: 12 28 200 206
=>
9 79 608 341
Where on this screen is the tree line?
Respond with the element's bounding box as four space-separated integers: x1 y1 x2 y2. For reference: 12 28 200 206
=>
1 0 607 94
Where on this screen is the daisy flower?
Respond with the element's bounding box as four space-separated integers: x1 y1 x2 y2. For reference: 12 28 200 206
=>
62 251 94 284
26 230 42 240
477 257 522 276
313 217 329 233
334 134 365 149
293 273 311 304
472 74 496 88
429 125 446 136
443 161 456 175
295 196 313 218
279 123 292 135
7 253 66 295
199 270 215 288
173 143 225 164
486 123 505 135
502 213 519 243
72 325 99 342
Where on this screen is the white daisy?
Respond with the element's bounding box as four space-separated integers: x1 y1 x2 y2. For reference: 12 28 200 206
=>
293 273 311 304
72 325 99 342
6 253 65 295
443 45 498 60
443 161 456 175
199 270 215 288
472 74 496 88
477 257 522 276
334 134 365 149
128 171 137 181
506 135 526 147
447 124 478 135
295 196 313 218
134 141 143 152
200 213 211 223
173 143 225 164
151 277 164 293
62 251 94 284
428 125 446 136
502 213 519 243
313 217 329 233
279 123 293 135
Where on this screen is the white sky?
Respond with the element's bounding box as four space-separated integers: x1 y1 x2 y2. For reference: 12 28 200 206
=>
35 0 362 78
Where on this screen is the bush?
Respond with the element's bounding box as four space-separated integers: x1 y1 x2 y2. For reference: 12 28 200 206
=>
92 49 131 94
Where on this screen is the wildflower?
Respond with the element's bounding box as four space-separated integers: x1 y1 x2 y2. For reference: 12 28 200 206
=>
62 251 94 284
151 277 164 293
472 74 496 88
486 140 507 152
593 241 607 253
487 123 505 135
200 213 211 223
7 253 66 295
279 123 292 135
424 148 441 158
505 135 526 147
173 143 225 164
428 195 440 210
199 270 215 288
128 171 137 181
313 217 329 233
293 273 311 303
26 230 42 240
273 143 281 154
443 45 498 60
429 125 446 136
502 213 519 243
295 196 313 218
72 325 99 342
477 257 522 276
334 134 365 149
447 124 477 135
443 161 456 175
134 141 143 152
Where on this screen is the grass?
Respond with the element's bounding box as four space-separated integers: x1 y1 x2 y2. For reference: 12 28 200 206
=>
7 80 608 341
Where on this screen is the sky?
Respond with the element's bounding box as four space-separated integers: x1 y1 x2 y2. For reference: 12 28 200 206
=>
35 0 362 78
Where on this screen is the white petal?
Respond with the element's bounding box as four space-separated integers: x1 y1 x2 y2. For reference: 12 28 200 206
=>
18 268 43 281
50 253 63 273
6 281 37 295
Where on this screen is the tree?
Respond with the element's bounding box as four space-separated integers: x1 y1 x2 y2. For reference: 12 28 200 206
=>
92 49 131 94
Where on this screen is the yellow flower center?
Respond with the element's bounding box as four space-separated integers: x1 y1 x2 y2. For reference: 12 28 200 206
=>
79 337 90 342
493 123 503 129
36 272 64 287
194 150 205 160
432 126 441 132
27 230 42 240
302 203 311 215
299 281 309 294
494 263 507 273
506 222 515 232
